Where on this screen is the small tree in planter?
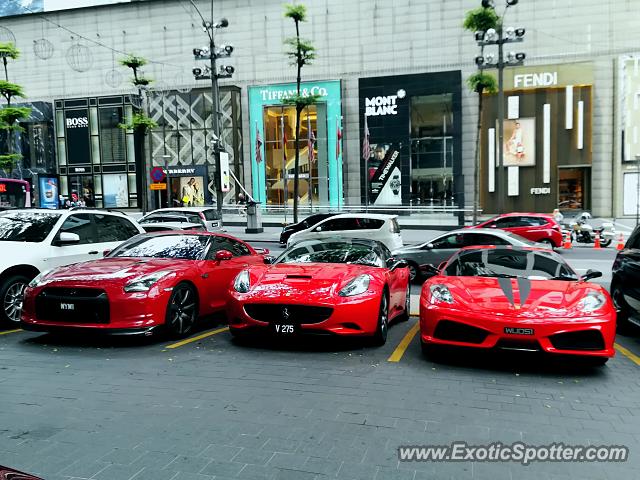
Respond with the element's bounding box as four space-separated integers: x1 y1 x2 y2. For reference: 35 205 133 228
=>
282 3 319 223
463 7 498 225
0 42 31 175
118 54 157 210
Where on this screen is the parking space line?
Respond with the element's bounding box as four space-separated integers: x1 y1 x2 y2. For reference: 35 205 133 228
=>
165 327 229 349
0 329 22 336
615 343 640 366
388 322 420 363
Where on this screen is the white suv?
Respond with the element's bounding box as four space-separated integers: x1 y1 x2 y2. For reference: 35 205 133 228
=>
0 208 145 325
287 213 403 250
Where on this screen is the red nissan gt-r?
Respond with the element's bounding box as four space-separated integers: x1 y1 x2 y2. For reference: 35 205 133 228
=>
227 238 410 345
21 232 267 338
420 246 616 365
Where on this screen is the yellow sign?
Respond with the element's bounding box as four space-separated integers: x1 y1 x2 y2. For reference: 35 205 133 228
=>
150 183 167 191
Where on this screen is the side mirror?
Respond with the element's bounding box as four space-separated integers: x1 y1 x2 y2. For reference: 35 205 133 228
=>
438 261 447 271
263 255 276 265
314 226 322 232
56 232 80 245
103 249 112 257
425 243 434 249
255 247 270 255
582 269 602 281
391 259 409 271
215 249 233 261
421 264 440 276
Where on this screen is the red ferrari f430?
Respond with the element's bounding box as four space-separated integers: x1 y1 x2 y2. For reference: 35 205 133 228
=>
21 232 267 337
227 238 410 345
419 246 616 365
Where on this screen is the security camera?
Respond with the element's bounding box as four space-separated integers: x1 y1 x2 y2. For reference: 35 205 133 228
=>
192 67 202 76
222 45 234 55
475 56 485 66
505 26 515 39
221 65 235 74
485 28 497 41
474 31 485 42
485 53 495 64
515 52 526 61
515 27 526 37
506 51 517 62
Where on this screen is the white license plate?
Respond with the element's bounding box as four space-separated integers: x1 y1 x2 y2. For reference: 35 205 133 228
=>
273 324 295 334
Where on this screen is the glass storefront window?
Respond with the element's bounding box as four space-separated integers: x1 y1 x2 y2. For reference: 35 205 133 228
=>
263 105 321 207
99 106 126 163
559 168 589 211
68 175 95 207
410 94 454 205
102 173 129 207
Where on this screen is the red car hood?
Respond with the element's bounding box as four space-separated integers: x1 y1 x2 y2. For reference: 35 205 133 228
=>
246 263 378 302
41 257 189 284
436 276 606 318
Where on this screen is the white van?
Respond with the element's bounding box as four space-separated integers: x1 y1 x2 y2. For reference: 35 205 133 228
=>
287 213 403 250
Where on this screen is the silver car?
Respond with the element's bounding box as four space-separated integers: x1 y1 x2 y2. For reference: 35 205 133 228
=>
140 207 222 232
392 228 539 282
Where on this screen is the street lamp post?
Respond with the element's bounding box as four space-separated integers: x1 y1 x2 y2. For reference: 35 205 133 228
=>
474 0 525 213
189 0 234 218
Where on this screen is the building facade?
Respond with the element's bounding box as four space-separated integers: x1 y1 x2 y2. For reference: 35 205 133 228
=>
1 0 640 217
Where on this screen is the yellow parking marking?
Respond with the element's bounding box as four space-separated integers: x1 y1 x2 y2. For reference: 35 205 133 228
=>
615 343 640 366
0 329 22 336
165 326 229 349
388 322 420 363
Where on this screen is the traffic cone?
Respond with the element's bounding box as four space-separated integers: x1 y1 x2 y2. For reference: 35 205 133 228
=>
563 231 572 249
594 231 601 249
616 233 625 251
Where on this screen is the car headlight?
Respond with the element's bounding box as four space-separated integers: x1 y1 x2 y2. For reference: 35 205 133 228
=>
28 269 52 288
233 270 251 293
429 284 454 304
123 270 173 293
577 291 606 313
338 274 370 297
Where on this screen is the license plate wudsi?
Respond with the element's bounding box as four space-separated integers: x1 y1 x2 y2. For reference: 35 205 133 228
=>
504 327 534 335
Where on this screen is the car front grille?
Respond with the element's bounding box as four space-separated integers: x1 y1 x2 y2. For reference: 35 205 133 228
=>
433 320 489 344
549 330 605 351
35 287 110 324
244 304 333 324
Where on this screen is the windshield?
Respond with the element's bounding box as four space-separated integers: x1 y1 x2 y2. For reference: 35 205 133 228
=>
0 212 61 242
277 240 384 267
444 249 578 280
109 234 209 260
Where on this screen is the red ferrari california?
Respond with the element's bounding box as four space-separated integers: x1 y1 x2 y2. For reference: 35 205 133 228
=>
21 232 267 337
420 246 616 365
227 238 410 345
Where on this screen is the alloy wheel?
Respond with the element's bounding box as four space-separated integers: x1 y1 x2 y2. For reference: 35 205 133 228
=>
167 285 197 337
4 281 26 324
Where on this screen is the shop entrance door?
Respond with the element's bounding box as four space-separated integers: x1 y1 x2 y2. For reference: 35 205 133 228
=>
558 167 590 211
67 175 95 207
263 104 327 208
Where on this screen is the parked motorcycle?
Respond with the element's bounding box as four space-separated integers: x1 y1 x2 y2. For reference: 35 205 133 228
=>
565 212 615 247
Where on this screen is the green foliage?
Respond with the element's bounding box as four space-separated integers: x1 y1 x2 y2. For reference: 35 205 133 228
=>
0 106 31 125
284 37 316 66
119 54 147 70
0 80 25 99
281 93 321 109
132 77 153 87
0 153 21 172
284 3 307 22
463 7 499 31
0 42 19 60
118 112 157 132
467 72 498 94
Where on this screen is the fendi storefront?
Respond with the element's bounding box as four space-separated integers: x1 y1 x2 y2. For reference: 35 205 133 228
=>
481 62 593 213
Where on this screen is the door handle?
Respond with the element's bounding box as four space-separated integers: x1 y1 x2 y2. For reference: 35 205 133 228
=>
88 250 99 255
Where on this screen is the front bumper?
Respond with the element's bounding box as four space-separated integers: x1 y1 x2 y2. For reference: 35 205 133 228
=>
226 292 381 337
419 300 616 358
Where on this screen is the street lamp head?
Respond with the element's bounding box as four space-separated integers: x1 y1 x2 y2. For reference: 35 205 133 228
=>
481 0 495 8
221 65 235 74
485 53 495 64
506 0 518 5
504 26 515 39
214 18 229 28
223 44 234 55
475 56 485 66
